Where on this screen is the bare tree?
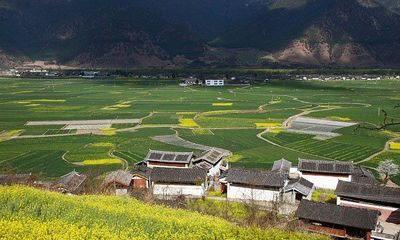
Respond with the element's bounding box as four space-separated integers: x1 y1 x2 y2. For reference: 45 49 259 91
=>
377 159 400 183
355 107 400 131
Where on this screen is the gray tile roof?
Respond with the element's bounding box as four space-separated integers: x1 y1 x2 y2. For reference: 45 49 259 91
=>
225 169 285 188
151 167 207 184
351 166 377 185
296 200 379 230
194 149 225 165
335 181 400 205
195 161 214 170
102 170 133 187
284 177 314 196
145 150 193 163
271 159 292 173
56 171 87 193
131 166 152 179
298 159 353 174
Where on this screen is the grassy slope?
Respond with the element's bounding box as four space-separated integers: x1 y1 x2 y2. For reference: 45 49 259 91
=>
0 186 327 240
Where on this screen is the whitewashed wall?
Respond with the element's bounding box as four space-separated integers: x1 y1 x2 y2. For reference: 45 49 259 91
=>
301 173 351 190
227 184 280 202
153 184 205 197
208 161 222 177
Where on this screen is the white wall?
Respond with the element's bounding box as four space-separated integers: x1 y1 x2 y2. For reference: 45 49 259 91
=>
153 183 205 198
227 184 281 202
205 80 224 86
208 161 222 177
301 173 351 190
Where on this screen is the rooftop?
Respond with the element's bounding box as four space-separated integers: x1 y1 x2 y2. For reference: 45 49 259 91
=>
271 158 292 173
102 170 133 187
296 200 379 230
194 149 225 165
151 167 207 184
298 159 353 174
225 169 286 188
145 150 194 164
56 171 87 193
284 177 314 196
335 181 400 205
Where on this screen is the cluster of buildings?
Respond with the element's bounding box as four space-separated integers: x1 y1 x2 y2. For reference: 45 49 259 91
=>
297 75 400 81
1 150 399 240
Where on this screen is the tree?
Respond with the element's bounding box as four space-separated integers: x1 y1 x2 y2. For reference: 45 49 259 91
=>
355 104 400 131
377 159 400 183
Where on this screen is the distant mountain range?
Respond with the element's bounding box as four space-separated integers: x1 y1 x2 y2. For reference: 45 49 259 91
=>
0 0 399 68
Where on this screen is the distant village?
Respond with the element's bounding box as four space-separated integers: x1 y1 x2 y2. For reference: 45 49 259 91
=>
1 146 400 240
1 67 400 85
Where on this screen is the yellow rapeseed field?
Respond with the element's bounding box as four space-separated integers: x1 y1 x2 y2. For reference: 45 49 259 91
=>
179 118 200 128
212 102 233 107
0 186 328 240
82 158 121 165
389 142 400 150
255 122 281 129
100 127 117 136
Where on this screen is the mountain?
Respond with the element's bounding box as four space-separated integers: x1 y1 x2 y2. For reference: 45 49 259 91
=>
0 0 399 68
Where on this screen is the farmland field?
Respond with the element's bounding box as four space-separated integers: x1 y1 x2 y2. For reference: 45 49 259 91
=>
0 77 399 183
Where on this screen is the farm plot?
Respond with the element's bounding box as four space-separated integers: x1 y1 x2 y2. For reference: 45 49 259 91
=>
264 132 381 161
25 119 140 135
178 129 318 168
288 117 357 139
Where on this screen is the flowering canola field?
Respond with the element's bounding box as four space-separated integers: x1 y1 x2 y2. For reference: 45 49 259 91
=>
0 186 327 240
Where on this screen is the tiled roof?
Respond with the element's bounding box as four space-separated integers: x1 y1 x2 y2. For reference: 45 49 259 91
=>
56 171 87 193
298 159 353 174
194 149 225 165
284 177 314 196
131 166 152 179
271 159 292 173
351 166 377 185
335 181 400 205
102 170 133 187
151 167 207 184
195 161 214 170
145 150 193 163
296 200 379 230
225 169 285 188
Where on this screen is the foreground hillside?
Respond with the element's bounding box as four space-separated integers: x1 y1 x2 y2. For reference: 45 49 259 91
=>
0 186 326 240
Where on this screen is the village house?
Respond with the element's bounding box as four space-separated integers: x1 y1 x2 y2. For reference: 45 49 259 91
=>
336 181 400 227
283 177 314 203
180 77 199 86
192 148 227 177
296 159 354 190
271 158 292 174
101 170 133 195
150 167 208 198
205 79 224 86
225 169 286 202
130 166 152 189
53 170 87 194
141 150 194 168
296 200 380 240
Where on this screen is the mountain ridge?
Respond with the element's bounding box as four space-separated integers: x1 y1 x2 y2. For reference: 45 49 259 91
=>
0 0 399 68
